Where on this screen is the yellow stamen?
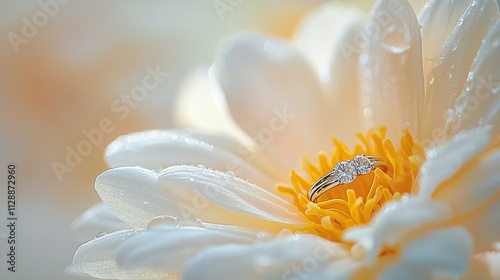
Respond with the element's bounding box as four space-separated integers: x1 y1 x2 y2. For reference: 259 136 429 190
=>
278 127 424 242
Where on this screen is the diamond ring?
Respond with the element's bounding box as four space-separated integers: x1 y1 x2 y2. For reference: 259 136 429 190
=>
308 155 387 202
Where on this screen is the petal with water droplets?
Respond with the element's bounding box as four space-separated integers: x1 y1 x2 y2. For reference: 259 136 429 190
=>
449 19 500 138
420 0 500 141
359 0 424 141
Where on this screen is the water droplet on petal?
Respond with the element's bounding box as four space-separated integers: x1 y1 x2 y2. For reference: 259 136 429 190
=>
226 171 235 177
381 23 412 54
429 76 435 85
147 216 178 229
95 231 107 239
277 229 294 238
193 218 204 227
451 42 458 51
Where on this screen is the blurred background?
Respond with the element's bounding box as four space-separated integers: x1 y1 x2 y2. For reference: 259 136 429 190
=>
0 1 428 279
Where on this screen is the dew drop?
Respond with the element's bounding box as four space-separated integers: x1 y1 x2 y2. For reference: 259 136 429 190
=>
147 216 178 229
458 17 464 26
381 23 412 54
193 218 204 227
429 76 435 85
226 171 235 177
277 229 294 238
196 164 205 170
451 43 458 51
95 231 107 239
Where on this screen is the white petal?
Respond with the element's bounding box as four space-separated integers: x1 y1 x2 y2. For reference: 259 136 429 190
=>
449 19 500 138
116 226 254 271
215 34 329 171
173 66 248 143
418 126 491 197
105 130 274 188
96 166 302 231
95 167 180 228
183 234 353 280
73 229 177 280
70 203 129 242
421 0 499 141
419 0 471 82
344 197 453 265
158 165 307 229
380 227 473 279
359 0 424 141
433 148 500 217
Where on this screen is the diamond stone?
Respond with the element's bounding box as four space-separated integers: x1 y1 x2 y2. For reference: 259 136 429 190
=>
334 161 357 184
353 155 372 175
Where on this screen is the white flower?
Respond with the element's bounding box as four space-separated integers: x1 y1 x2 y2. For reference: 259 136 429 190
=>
72 0 500 279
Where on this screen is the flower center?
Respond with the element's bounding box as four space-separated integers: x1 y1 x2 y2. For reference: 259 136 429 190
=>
277 127 424 242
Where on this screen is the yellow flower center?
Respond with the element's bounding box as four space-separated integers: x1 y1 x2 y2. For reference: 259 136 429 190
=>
277 127 425 242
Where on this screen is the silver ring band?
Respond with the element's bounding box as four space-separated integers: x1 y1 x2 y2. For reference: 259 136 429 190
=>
308 155 387 202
